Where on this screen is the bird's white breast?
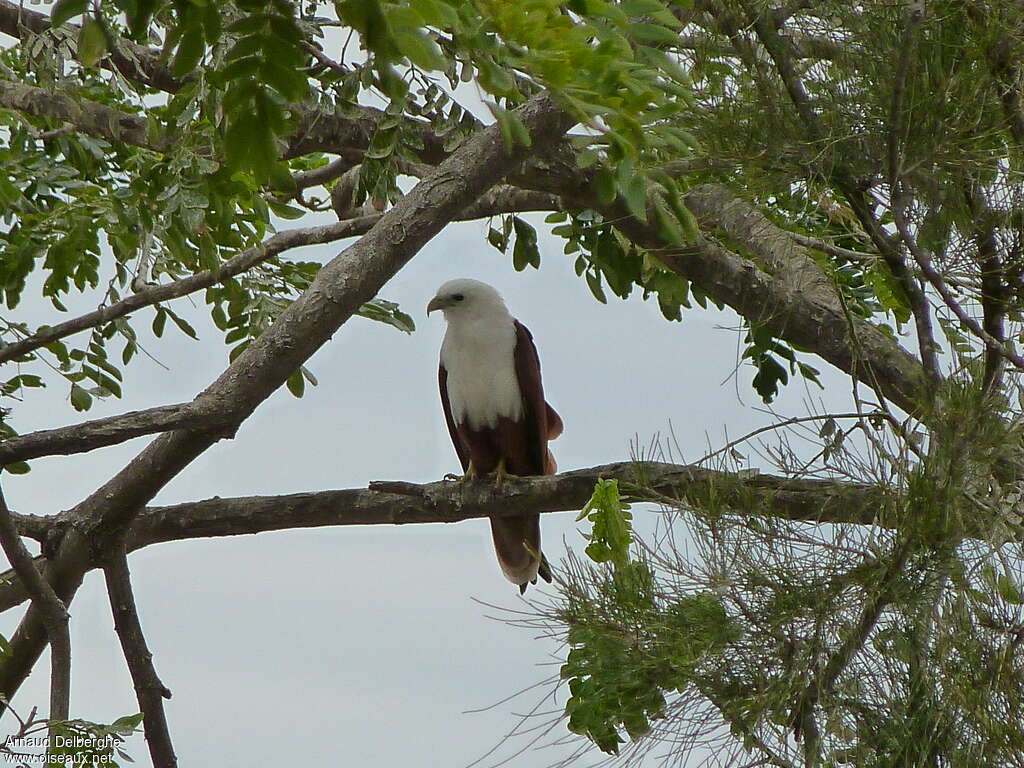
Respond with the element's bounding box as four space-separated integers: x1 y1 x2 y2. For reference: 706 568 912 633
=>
441 316 523 430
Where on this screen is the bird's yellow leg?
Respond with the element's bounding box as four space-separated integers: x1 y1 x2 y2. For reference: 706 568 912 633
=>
494 457 508 488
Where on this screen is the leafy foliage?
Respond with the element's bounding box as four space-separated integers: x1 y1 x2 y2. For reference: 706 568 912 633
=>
561 478 738 754
547 383 1024 765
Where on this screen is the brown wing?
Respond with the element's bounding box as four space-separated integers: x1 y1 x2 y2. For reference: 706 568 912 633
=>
513 320 560 476
439 364 470 471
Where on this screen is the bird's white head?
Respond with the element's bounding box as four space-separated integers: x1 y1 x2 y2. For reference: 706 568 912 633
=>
427 279 511 322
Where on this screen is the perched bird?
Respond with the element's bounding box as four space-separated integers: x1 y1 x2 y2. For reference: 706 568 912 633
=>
427 279 563 593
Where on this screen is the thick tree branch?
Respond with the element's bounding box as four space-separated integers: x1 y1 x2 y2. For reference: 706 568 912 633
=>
102 543 175 768
0 487 69 722
0 81 168 153
0 461 890 615
0 91 574 714
516 161 930 413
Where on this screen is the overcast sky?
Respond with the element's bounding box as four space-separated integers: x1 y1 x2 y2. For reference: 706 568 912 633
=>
0 207 867 766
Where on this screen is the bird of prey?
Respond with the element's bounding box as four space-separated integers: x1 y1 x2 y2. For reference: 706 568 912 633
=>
427 279 563 593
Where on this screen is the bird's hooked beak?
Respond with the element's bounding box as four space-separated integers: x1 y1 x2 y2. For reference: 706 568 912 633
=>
426 295 452 315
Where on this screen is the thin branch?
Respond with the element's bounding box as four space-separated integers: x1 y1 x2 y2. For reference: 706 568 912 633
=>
289 157 354 195
0 403 221 465
792 538 914 749
0 0 185 93
0 184 557 367
102 542 176 768
885 3 942 383
0 219 356 365
789 232 980 291
0 485 70 722
303 42 349 77
965 184 1008 394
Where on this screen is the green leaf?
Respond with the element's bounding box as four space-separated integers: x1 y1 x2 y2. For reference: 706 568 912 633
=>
630 23 681 45
586 270 607 303
4 462 30 475
651 193 684 245
595 167 616 207
166 310 198 340
392 28 446 70
618 172 648 222
173 25 206 77
70 384 93 412
409 0 458 25
152 308 167 338
77 18 107 68
512 216 540 271
110 713 144 734
51 0 89 27
286 367 305 397
996 573 1023 605
267 200 306 220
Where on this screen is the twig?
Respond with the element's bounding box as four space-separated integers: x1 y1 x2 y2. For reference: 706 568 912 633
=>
303 41 349 76
0 485 70 722
790 538 913 751
695 411 886 467
102 541 176 768
789 232 979 291
288 156 353 196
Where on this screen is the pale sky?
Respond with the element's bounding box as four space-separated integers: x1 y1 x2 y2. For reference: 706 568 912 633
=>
0 211 865 766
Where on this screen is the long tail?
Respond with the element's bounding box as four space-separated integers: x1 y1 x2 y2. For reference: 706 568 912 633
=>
490 514 552 594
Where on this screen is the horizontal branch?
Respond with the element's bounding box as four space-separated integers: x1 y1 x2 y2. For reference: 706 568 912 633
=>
125 462 886 549
0 462 887 614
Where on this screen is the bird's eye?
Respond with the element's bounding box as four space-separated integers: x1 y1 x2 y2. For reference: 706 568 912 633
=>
453 293 465 301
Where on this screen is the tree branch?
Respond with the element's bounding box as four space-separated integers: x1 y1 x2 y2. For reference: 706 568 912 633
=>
0 461 890 616
0 187 559 368
0 403 215 465
0 80 168 153
0 0 185 93
517 163 930 413
885 3 942 384
0 91 574 714
102 542 176 768
0 218 376 365
0 486 70 722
